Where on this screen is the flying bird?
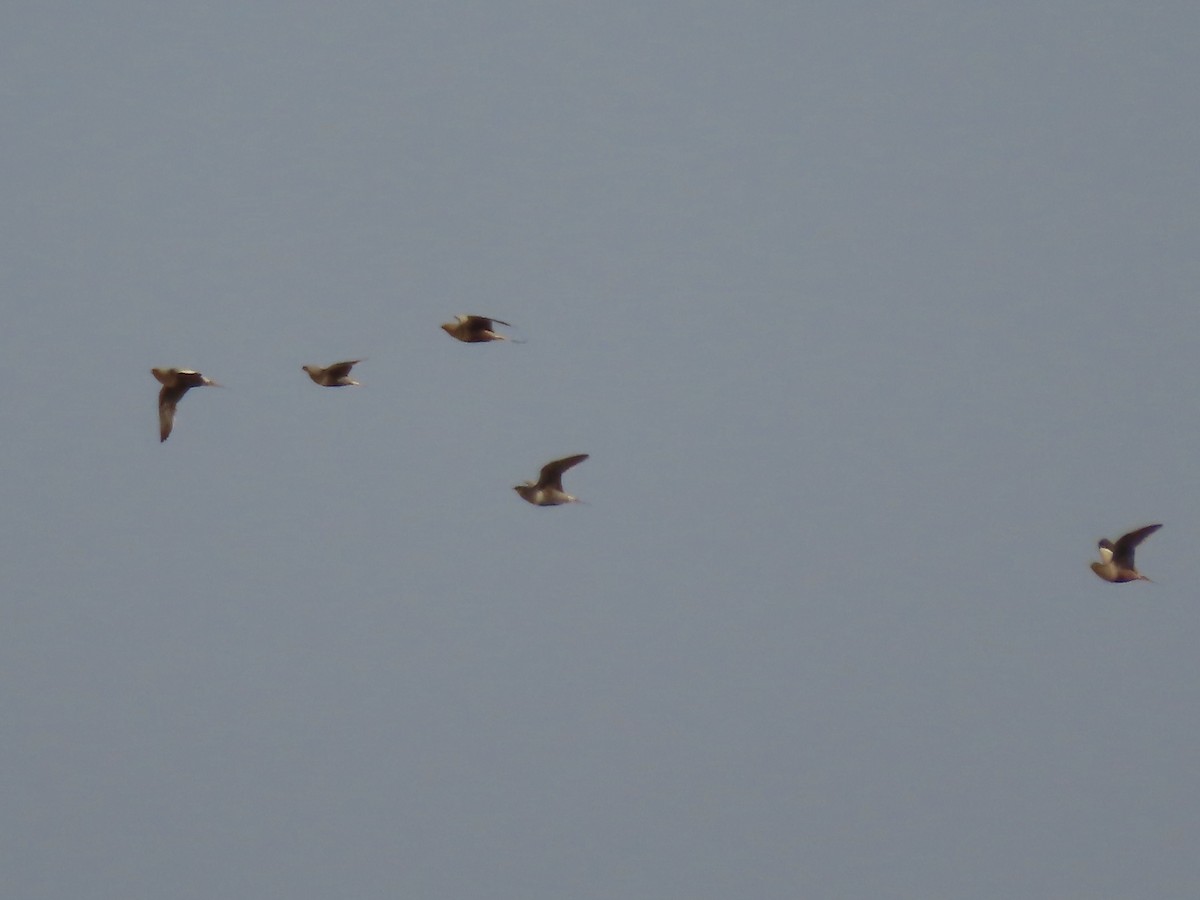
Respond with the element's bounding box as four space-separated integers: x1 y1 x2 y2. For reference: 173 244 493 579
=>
441 314 512 343
302 360 364 386
1090 524 1162 583
153 368 220 443
514 454 589 506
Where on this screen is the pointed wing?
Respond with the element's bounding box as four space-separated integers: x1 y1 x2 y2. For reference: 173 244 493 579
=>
158 386 184 442
466 315 511 332
324 360 361 380
173 370 208 388
537 454 589 490
1112 524 1162 567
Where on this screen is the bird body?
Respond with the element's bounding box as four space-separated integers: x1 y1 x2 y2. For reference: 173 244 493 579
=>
514 454 589 506
153 368 220 442
441 314 512 343
1091 524 1161 582
303 360 363 386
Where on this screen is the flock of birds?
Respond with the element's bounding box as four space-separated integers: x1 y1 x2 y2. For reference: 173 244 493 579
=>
153 315 1162 579
152 314 590 507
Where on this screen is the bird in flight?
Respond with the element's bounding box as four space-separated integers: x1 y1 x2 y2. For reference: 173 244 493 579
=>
302 360 364 386
514 454 589 506
153 368 220 443
1090 524 1162 582
441 314 512 343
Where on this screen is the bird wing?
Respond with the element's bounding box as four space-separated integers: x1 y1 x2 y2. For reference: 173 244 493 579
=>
538 454 589 490
325 360 360 380
175 370 208 388
158 386 185 442
1112 524 1162 567
466 315 510 331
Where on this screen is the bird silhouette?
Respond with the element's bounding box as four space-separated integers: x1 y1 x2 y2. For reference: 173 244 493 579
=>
302 360 364 386
441 314 512 343
514 454 589 506
153 368 220 443
1090 524 1162 582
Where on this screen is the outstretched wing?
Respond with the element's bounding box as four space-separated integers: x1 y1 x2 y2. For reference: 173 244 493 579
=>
1112 524 1162 567
538 454 589 490
466 315 511 332
325 360 361 380
158 386 184 442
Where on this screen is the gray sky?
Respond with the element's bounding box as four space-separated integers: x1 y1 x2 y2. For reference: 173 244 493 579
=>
3 2 1198 897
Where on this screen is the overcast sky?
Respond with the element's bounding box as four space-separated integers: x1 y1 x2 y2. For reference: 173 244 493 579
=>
3 2 1199 898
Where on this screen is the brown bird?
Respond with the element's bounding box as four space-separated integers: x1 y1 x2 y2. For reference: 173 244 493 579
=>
1091 524 1162 583
441 314 512 343
153 368 220 443
302 360 363 386
514 454 589 506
